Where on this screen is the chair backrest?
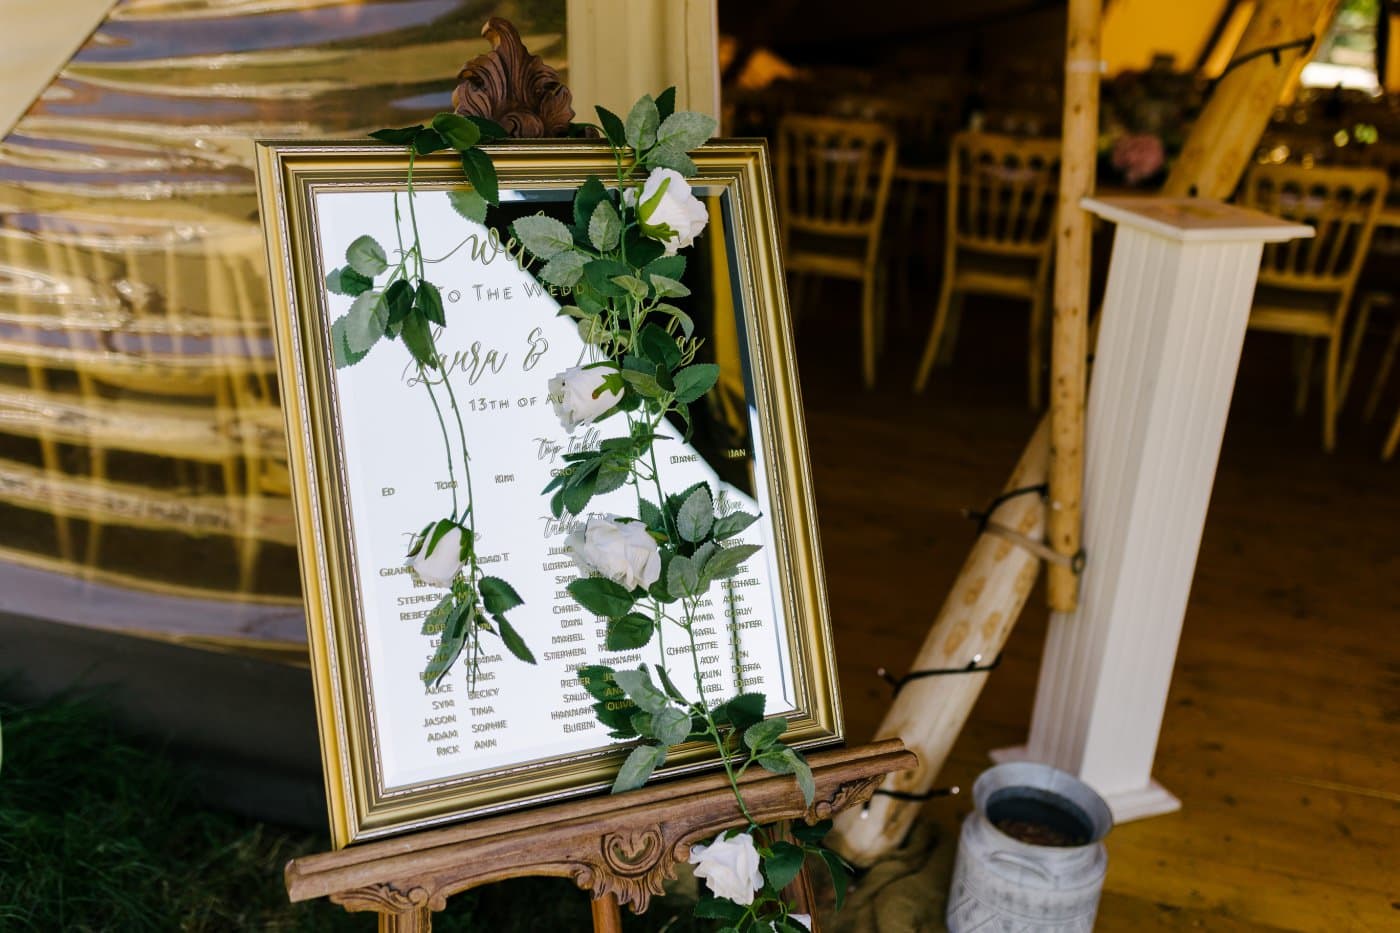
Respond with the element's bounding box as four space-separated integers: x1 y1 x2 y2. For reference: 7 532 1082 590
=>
775 115 897 243
1241 164 1388 295
947 132 1061 257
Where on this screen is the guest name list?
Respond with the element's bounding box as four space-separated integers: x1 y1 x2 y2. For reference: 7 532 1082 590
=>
317 192 794 792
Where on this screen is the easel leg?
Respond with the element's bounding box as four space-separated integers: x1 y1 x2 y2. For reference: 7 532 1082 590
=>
591 893 623 933
378 906 431 932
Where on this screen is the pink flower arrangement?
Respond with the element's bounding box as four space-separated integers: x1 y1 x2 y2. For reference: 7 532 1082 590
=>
1111 133 1166 185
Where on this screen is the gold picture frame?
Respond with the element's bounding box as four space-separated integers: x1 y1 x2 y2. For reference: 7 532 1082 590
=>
254 138 841 847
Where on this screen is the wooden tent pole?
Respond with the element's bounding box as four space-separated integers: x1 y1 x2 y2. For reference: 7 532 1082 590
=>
827 420 1050 866
1162 0 1340 200
1046 0 1102 612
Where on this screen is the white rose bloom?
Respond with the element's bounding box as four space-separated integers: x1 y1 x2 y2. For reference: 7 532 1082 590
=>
789 915 813 930
407 524 464 587
634 167 709 256
549 365 621 433
688 831 765 906
567 516 661 591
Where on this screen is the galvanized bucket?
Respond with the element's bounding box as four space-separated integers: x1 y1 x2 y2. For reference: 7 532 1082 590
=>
947 762 1114 932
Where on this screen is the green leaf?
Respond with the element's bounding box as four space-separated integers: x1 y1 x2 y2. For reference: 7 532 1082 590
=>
540 250 586 288
654 664 689 703
693 897 747 922
493 613 536 664
645 255 686 281
513 214 575 261
713 510 758 541
656 303 695 339
673 363 720 404
645 143 698 177
639 323 681 370
421 600 471 687
655 110 717 155
792 819 832 845
399 307 437 369
651 706 691 746
677 485 714 543
588 199 622 252
666 554 700 597
744 716 787 752
648 273 690 298
478 576 523 615
763 841 806 891
704 543 761 580
330 317 366 368
625 95 660 151
622 227 666 267
720 692 765 733
791 753 815 806
578 664 619 702
369 124 423 144
418 592 453 634
620 369 664 399
325 266 373 296
655 86 677 121
612 743 666 793
344 290 388 355
345 235 388 277
447 189 488 224
611 274 649 299
596 105 627 148
384 279 414 326
460 147 499 204
568 577 636 618
431 112 482 151
605 613 654 651
416 281 446 327
611 668 670 715
413 128 447 154
639 498 667 535
573 177 609 239
465 115 508 140
818 848 852 910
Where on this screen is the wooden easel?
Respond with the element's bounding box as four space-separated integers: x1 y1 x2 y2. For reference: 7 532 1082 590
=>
286 741 915 931
285 20 915 931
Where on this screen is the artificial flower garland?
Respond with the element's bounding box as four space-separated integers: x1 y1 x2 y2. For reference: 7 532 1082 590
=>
350 91 850 929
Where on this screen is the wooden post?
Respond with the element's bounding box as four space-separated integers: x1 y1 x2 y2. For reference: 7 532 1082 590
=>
590 894 624 933
1162 0 1341 200
1046 0 1102 612
827 422 1049 867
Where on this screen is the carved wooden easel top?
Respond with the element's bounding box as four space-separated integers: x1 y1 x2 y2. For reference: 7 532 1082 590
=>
287 741 915 932
283 20 917 931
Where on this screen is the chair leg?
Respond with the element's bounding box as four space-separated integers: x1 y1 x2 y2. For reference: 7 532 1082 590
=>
1028 292 1047 410
861 269 879 389
1323 335 1341 453
914 278 956 392
936 293 964 367
1294 337 1316 415
1364 316 1400 421
1383 404 1400 460
1338 293 1383 412
789 272 811 324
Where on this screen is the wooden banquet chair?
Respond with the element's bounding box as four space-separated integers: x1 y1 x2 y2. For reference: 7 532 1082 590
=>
1239 164 1388 451
912 131 1061 408
775 114 897 388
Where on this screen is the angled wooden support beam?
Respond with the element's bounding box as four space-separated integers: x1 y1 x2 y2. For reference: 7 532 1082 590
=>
1163 0 1341 200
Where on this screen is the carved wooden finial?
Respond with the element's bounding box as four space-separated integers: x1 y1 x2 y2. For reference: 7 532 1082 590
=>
452 17 575 138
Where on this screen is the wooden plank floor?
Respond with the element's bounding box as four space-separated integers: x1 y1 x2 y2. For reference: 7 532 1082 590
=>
795 289 1400 932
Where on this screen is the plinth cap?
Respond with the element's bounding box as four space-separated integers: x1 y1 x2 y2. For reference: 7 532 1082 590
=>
1082 196 1314 243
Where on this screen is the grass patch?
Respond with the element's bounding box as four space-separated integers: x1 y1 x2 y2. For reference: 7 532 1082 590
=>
0 694 705 931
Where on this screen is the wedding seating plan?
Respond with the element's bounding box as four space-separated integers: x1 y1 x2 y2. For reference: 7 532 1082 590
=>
257 139 842 845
